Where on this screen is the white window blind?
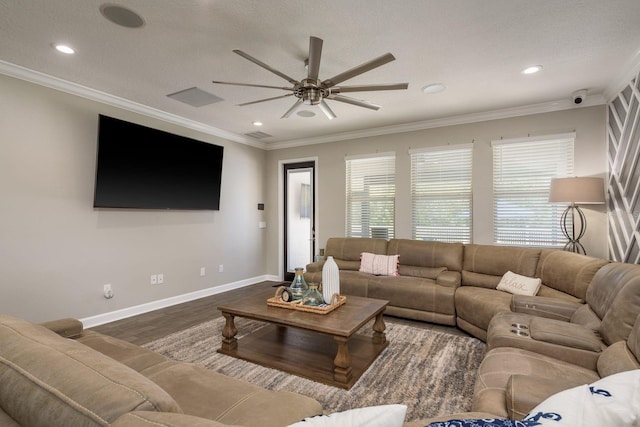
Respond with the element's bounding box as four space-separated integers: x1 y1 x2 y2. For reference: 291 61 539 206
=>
345 153 395 239
492 134 574 247
410 144 473 243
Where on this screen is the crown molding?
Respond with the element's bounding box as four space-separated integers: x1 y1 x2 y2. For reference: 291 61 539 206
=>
264 95 607 150
0 60 266 150
1 59 611 152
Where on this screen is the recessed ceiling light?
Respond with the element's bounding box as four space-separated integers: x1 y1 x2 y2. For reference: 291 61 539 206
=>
53 44 75 55
252 121 263 126
422 83 447 94
100 4 145 28
297 110 316 118
522 65 543 75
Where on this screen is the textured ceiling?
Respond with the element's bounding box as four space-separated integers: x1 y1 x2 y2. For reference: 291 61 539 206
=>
2 1 640 147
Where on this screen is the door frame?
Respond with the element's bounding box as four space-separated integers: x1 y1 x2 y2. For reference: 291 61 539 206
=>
278 156 319 280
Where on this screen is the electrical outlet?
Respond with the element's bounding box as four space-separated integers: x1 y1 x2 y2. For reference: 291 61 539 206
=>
200 267 206 276
150 274 157 285
103 284 114 299
157 273 164 284
218 264 224 273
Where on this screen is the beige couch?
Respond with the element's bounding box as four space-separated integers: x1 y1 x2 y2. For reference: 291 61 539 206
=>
0 314 322 427
305 238 464 325
306 237 640 422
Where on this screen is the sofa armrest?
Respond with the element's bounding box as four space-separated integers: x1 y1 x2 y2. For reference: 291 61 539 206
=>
436 270 461 288
511 295 581 321
506 375 587 419
529 317 605 352
305 261 325 273
39 318 84 338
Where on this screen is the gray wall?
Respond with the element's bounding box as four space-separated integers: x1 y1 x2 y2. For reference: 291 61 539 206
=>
265 105 608 275
0 71 609 324
0 74 267 323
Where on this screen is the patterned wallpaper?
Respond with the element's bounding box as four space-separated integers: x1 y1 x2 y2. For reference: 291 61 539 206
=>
608 71 640 263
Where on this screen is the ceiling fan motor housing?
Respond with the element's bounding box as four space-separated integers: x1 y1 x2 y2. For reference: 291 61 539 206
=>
295 78 328 105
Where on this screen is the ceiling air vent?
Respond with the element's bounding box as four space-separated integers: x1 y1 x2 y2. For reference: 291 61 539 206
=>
167 87 223 107
245 131 272 139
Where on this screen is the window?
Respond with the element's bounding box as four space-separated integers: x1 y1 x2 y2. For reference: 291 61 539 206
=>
345 153 395 239
410 144 473 243
492 133 575 247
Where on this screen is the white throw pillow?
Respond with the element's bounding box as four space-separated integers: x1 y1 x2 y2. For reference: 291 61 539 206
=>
521 369 640 426
496 271 541 296
288 404 407 427
359 252 400 276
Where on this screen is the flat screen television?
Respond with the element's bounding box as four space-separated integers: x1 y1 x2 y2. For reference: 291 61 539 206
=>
94 115 224 210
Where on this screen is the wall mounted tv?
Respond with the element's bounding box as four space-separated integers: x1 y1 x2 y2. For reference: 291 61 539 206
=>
94 115 224 210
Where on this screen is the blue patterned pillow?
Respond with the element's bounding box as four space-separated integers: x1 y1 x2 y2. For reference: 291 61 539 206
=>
427 369 640 427
426 415 556 427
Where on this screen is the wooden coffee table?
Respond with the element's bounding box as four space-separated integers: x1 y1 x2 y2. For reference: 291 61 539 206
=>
217 287 388 389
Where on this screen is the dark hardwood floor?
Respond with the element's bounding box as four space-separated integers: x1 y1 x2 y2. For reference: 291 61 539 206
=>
90 280 466 346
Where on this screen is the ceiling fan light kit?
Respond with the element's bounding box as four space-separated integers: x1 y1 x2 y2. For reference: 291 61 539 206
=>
212 36 408 120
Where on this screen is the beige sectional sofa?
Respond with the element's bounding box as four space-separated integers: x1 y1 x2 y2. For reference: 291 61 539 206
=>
0 314 322 426
306 237 640 422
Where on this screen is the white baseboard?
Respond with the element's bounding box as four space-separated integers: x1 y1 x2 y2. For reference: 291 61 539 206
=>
80 275 280 328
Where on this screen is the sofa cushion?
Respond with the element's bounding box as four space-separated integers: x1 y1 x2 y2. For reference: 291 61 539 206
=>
398 265 447 280
462 245 540 289
387 239 463 272
77 330 169 373
535 250 608 301
0 409 19 427
140 360 322 427
599 271 640 345
0 315 181 427
496 271 541 296
112 411 236 427
570 304 602 331
368 276 456 314
455 287 512 339
586 263 637 320
359 252 399 276
597 314 640 377
473 347 600 418
325 237 388 262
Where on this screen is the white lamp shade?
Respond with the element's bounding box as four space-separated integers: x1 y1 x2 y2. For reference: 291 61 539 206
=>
549 177 605 204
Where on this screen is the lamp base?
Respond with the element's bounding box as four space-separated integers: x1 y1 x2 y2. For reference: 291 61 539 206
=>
560 204 587 255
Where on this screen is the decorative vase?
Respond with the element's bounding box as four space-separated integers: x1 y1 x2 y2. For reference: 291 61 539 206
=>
302 283 325 306
322 256 340 304
289 267 309 300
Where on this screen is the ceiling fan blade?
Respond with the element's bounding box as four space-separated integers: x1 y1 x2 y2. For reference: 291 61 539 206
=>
281 99 304 118
238 93 294 106
322 53 396 88
319 100 336 120
233 49 299 85
328 95 381 110
331 83 408 93
212 80 293 91
307 36 323 80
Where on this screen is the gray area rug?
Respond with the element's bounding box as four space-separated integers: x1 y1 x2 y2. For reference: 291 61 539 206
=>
143 317 486 422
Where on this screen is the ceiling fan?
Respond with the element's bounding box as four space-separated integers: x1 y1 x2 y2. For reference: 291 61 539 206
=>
212 36 408 120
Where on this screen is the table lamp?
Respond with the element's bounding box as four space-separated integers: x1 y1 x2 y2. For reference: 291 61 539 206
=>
548 177 605 255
